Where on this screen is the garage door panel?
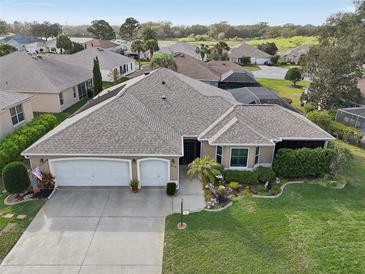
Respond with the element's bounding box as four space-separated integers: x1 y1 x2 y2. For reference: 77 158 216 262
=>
139 159 169 187
52 159 131 186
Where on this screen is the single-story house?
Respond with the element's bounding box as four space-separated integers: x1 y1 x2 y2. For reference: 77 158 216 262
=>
0 91 33 139
22 69 334 188
49 47 136 81
157 42 201 60
24 39 59 53
282 45 310 64
0 34 43 51
228 87 297 112
130 53 258 88
229 42 272 65
0 51 93 113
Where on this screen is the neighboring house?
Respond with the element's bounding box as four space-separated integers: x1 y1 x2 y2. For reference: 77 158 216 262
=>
0 52 93 113
131 53 258 88
0 91 33 139
49 48 136 81
0 34 43 51
229 42 272 65
228 87 297 112
22 69 334 188
282 45 310 64
69 37 93 45
157 42 201 60
84 39 119 49
24 39 59 53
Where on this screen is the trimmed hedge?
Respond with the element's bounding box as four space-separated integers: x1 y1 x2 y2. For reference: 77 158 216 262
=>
273 148 336 178
0 114 57 172
256 167 276 183
2 161 30 194
224 170 258 184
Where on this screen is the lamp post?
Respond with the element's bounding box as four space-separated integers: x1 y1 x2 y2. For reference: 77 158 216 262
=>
177 198 187 230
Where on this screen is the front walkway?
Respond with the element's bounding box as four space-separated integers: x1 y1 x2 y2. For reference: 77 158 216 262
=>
0 169 204 274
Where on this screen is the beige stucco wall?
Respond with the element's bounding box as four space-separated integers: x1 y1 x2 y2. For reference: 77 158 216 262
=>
29 155 179 183
201 141 216 159
27 92 60 113
59 87 81 112
258 146 274 166
0 100 34 139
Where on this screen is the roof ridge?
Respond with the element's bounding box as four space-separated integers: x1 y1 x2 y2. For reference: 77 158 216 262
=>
210 117 238 143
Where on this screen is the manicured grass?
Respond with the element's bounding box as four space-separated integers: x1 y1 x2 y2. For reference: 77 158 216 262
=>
242 65 261 71
163 142 365 273
248 36 319 53
102 81 115 90
0 192 45 259
256 78 309 112
34 98 88 124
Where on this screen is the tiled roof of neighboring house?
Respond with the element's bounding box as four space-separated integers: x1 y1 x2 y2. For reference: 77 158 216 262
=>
69 37 94 44
208 60 247 74
229 42 272 59
158 42 201 60
199 104 333 145
228 87 296 112
22 69 236 156
48 47 135 71
0 90 32 110
0 51 92 93
358 78 365 104
86 39 119 49
0 34 42 44
207 60 257 84
282 45 310 57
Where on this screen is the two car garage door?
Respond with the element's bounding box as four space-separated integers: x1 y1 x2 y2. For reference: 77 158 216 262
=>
51 158 169 187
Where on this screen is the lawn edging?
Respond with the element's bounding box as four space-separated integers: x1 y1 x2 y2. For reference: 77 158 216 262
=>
252 181 304 199
204 201 233 212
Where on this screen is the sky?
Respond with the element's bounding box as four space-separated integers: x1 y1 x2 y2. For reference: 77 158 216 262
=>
0 0 356 26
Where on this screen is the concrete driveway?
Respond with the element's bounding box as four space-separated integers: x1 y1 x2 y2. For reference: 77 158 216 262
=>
0 172 204 274
253 66 288 79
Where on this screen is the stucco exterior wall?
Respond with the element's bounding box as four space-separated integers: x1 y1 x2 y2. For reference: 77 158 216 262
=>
29 155 179 182
258 146 274 166
27 92 60 113
59 87 81 112
0 100 33 139
201 141 216 159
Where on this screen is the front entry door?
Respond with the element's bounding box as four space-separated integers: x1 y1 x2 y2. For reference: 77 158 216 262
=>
180 139 201 165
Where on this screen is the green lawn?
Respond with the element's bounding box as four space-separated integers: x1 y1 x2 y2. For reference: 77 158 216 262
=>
0 192 45 259
257 78 309 112
163 142 365 273
34 98 88 124
242 65 261 71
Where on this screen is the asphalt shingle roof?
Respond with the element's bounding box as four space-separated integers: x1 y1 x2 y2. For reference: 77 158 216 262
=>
158 43 201 60
0 90 32 110
229 42 272 59
0 52 92 93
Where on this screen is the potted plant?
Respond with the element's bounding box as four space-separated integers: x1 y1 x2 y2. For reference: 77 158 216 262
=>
130 179 139 193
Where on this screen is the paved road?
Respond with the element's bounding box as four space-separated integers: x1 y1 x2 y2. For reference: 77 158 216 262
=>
0 176 204 274
253 66 288 80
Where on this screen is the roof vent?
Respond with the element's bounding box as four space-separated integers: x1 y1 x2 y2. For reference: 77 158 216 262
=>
144 72 150 76
162 81 166 85
161 95 167 100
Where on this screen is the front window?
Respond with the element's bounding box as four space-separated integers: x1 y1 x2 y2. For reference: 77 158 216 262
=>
230 148 248 167
10 104 24 126
216 146 222 164
255 147 260 165
59 92 64 105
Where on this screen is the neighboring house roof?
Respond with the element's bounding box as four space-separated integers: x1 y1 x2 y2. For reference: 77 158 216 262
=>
23 69 333 157
228 87 296 111
86 39 119 49
158 43 201 60
0 90 32 110
69 37 94 44
199 104 333 145
220 70 257 84
0 34 42 44
208 60 248 74
229 42 272 59
0 51 92 93
283 45 310 57
48 47 135 71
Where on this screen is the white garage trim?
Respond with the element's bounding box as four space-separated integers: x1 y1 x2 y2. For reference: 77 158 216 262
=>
49 158 132 187
137 158 170 187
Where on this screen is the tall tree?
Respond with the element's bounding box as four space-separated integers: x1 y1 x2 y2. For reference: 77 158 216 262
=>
69 42 85 54
208 41 230 61
144 39 159 59
0 20 9 35
150 53 177 70
119 17 140 41
56 34 72 54
195 44 210 60
140 25 157 40
284 67 302 87
257 42 278 55
93 57 103 95
87 20 116 40
131 39 145 69
31 21 62 40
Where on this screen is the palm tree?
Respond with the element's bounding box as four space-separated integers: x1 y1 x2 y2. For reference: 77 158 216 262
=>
150 53 177 70
214 41 230 56
187 156 222 185
131 39 145 69
144 39 159 60
195 44 210 61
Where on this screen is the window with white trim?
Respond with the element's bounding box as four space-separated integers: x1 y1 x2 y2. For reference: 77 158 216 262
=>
10 104 24 126
59 92 64 105
230 148 248 167
255 147 260 165
216 146 222 164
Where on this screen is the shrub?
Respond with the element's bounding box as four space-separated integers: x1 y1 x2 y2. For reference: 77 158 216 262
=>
273 148 336 178
306 111 333 131
329 122 362 145
281 97 293 104
256 167 276 183
130 179 139 188
166 182 177 196
285 67 302 86
0 114 57 172
329 143 353 176
2 162 30 195
224 170 258 184
239 57 251 65
229 181 240 190
303 103 316 113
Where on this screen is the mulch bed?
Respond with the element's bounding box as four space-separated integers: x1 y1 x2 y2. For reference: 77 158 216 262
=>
4 188 54 205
